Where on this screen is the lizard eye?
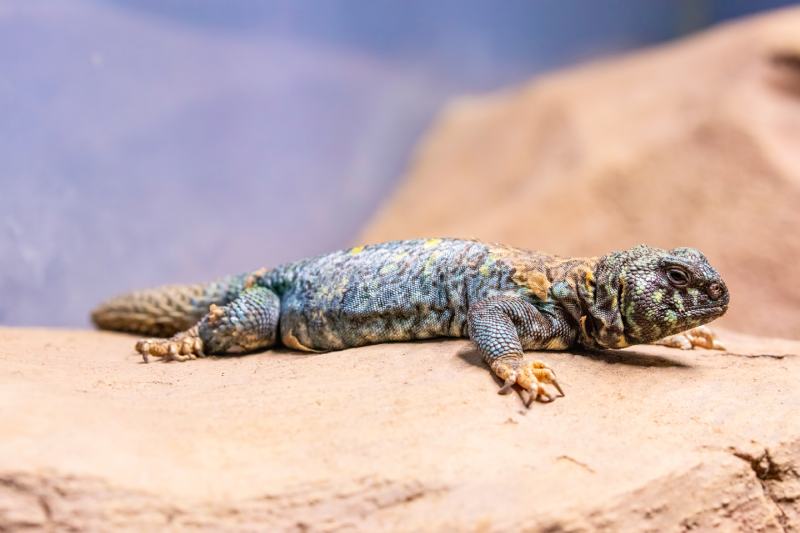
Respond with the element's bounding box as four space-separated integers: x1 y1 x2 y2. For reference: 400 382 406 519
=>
666 267 690 288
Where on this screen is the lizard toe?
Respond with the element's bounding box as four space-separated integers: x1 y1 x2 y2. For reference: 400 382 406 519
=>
654 325 725 351
491 358 563 406
135 330 204 363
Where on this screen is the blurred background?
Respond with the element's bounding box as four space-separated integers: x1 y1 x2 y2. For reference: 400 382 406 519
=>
1 0 798 333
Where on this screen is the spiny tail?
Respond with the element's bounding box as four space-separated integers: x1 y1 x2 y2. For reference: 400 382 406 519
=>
91 275 248 337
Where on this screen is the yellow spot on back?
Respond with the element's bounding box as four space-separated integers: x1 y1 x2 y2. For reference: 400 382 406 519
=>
512 268 550 300
350 245 365 255
423 238 442 248
423 250 441 274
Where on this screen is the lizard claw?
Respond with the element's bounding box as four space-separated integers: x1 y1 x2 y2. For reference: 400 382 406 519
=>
492 359 564 406
530 360 564 397
498 376 516 395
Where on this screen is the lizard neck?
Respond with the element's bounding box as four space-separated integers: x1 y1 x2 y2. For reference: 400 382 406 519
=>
577 255 631 349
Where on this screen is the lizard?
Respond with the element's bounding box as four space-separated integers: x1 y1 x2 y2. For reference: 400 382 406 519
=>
91 238 729 404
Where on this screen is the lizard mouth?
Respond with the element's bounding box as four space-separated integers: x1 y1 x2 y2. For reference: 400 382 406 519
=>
686 304 727 320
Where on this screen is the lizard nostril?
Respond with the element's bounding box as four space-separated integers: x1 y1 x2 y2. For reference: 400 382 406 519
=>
707 282 723 301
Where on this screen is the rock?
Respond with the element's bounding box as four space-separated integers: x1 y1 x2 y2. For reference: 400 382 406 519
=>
1 327 799 530
360 7 800 340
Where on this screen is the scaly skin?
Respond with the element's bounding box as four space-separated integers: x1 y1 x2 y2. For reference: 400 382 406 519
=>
92 238 730 405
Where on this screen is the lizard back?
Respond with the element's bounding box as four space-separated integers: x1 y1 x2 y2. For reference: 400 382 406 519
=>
267 238 593 351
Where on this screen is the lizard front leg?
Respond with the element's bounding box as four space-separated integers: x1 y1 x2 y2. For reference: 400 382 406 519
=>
467 296 575 405
652 325 725 350
136 286 280 362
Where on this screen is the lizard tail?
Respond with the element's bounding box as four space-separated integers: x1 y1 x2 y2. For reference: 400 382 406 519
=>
91 278 241 337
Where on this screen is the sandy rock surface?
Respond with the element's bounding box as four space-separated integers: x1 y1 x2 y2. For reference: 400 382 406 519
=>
1 327 799 531
360 7 800 340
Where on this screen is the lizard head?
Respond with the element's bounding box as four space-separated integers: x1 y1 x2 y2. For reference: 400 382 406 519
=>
584 245 729 349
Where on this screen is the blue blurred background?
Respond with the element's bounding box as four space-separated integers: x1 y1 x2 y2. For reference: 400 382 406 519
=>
1 0 796 327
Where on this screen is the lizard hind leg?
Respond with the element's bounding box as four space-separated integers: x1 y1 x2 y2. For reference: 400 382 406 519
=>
137 286 280 362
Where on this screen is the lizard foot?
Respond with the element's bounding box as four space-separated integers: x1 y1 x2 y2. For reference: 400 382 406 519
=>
136 326 204 363
654 325 725 350
493 358 564 406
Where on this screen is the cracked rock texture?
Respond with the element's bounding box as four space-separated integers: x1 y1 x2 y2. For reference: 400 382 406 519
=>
361 7 800 340
1 327 799 531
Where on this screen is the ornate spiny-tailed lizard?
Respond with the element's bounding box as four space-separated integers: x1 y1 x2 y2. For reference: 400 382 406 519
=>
92 238 729 405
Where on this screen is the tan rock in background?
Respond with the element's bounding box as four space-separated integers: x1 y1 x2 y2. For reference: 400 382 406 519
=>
361 7 800 340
